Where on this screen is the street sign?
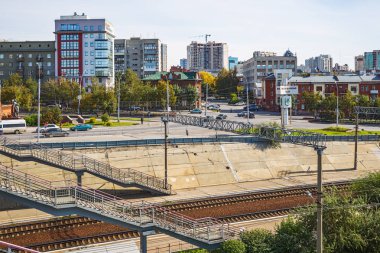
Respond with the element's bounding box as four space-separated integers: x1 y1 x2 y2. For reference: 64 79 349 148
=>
281 96 292 108
276 86 298 95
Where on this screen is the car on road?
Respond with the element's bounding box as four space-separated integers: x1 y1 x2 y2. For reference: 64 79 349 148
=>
243 104 261 111
43 128 69 137
237 111 246 117
36 124 60 133
203 115 215 122
216 114 227 120
243 112 255 118
234 101 246 106
70 124 93 131
129 106 141 111
207 104 220 110
190 108 202 114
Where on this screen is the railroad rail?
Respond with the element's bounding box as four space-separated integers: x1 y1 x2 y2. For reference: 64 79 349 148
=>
0 137 172 195
0 182 350 252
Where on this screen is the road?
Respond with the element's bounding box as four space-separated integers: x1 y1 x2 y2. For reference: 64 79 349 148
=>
7 102 378 142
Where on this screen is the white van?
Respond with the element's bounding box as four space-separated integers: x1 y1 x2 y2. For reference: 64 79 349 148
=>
0 119 27 134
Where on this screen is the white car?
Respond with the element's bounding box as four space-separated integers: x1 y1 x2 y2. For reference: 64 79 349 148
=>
36 124 60 133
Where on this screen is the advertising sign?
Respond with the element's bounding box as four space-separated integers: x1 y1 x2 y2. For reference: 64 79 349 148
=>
277 86 298 95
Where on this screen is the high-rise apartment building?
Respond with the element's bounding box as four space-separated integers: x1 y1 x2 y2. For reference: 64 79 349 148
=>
0 41 55 84
304 54 333 73
228 56 238 70
180 58 188 69
241 50 297 87
54 13 115 88
114 38 167 78
187 41 228 73
355 55 364 72
364 50 380 72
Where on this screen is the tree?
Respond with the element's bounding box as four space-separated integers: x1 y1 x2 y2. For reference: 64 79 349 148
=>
240 229 274 253
155 80 176 108
221 239 246 253
2 82 33 110
229 93 239 104
236 85 244 98
41 107 62 125
373 97 380 107
183 85 199 109
339 91 356 119
301 91 322 118
199 71 216 96
215 68 239 97
81 79 116 114
351 172 380 203
356 94 371 107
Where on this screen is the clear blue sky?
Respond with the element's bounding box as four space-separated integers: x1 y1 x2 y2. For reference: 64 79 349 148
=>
1 0 378 69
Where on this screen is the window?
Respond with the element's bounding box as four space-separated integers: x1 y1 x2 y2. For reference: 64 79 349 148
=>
98 25 102 31
277 73 282 79
90 61 94 65
90 42 94 47
9 54 13 59
351 86 357 92
0 71 3 76
28 62 32 67
90 34 94 38
47 54 51 59
84 26 88 31
90 26 94 31
46 70 50 75
8 63 13 67
47 62 51 67
84 34 88 38
85 42 88 47
85 70 88 74
0 63 4 67
316 86 323 92
91 69 94 74
90 51 94 56
0 54 4 59
85 60 88 65
60 24 67 30
28 54 32 58
85 51 88 56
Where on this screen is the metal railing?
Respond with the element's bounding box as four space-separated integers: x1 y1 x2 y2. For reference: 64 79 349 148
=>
0 137 172 195
0 165 232 245
0 240 40 253
168 115 327 149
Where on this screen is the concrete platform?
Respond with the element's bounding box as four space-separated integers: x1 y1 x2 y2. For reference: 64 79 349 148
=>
0 141 379 223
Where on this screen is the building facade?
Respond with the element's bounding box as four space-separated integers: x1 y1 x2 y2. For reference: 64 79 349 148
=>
0 41 55 84
364 50 380 72
304 54 333 73
228 56 238 70
54 13 115 88
179 58 188 69
114 38 167 78
241 50 297 88
187 41 228 73
355 55 364 72
262 69 293 110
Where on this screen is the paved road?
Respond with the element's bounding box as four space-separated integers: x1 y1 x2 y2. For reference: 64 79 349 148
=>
6 103 378 142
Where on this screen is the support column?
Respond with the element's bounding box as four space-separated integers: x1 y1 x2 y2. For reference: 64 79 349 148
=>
316 147 325 253
75 170 85 187
140 233 147 253
354 113 359 170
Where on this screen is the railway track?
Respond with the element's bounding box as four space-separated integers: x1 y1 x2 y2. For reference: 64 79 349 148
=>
1 182 351 252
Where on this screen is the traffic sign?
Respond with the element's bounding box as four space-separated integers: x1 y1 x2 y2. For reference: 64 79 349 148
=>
281 96 292 108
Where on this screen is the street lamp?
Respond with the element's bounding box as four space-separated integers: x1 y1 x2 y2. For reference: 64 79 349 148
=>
242 76 250 124
36 62 42 142
333 76 339 127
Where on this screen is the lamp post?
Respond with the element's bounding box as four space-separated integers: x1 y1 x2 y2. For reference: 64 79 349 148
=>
116 72 122 123
242 76 250 124
37 62 41 142
77 75 82 115
334 78 339 127
204 83 208 117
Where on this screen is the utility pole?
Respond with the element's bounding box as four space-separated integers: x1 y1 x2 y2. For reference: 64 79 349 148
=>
205 83 208 116
354 112 359 170
163 118 168 190
37 63 41 143
117 72 121 123
246 79 250 124
316 147 325 253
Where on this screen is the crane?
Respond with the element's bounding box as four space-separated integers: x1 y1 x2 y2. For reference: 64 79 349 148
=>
190 34 212 43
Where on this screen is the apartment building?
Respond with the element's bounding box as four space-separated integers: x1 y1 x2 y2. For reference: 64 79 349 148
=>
54 13 115 88
355 55 364 72
364 50 380 72
114 38 167 78
304 54 333 73
241 50 297 89
187 41 228 73
0 41 55 84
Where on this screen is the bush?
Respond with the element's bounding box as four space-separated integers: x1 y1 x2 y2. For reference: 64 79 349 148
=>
101 113 110 124
41 107 62 125
88 117 97 124
105 121 112 127
221 240 246 253
24 114 38 126
240 229 274 253
323 126 349 132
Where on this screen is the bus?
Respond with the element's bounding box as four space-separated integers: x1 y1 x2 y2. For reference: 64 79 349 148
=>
0 119 27 134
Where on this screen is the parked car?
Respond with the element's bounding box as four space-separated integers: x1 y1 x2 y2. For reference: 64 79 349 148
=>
43 128 69 137
234 101 246 106
190 108 202 114
129 106 141 111
243 104 260 111
36 124 60 133
70 124 93 131
216 114 227 120
203 115 215 122
243 112 256 118
237 111 246 117
207 104 220 110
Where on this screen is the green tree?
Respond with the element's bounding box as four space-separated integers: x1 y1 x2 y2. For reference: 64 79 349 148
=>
372 97 380 107
101 113 110 124
356 94 371 107
155 80 176 108
81 79 116 114
2 83 33 110
240 229 274 253
183 85 199 109
41 107 62 125
215 68 239 97
339 91 356 119
301 91 322 118
221 239 246 253
351 172 380 203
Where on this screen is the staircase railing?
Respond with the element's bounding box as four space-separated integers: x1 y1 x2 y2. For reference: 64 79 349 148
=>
0 137 171 194
0 165 230 244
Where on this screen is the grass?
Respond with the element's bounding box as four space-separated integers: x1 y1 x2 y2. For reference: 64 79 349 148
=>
298 127 380 136
86 120 138 127
109 116 151 122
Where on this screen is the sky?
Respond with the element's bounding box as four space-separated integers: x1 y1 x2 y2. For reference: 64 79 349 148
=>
0 0 379 69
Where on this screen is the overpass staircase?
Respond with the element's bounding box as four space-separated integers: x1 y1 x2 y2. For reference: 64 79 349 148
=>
0 137 172 195
0 164 233 250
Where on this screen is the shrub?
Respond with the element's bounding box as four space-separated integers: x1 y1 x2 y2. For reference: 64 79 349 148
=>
323 126 349 132
24 114 38 126
240 229 274 253
101 113 110 124
41 107 62 125
88 117 97 124
221 239 246 253
105 121 112 127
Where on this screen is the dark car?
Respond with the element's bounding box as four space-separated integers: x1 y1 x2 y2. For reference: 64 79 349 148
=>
216 114 227 120
243 112 255 118
243 104 260 111
43 128 69 137
203 115 215 122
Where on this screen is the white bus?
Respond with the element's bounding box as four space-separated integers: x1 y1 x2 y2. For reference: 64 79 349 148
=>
0 119 27 134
